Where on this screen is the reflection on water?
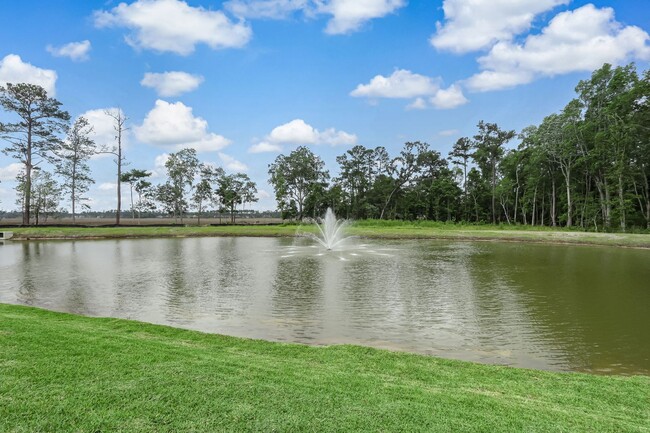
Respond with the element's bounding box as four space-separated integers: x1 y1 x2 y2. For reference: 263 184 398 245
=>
1 237 648 375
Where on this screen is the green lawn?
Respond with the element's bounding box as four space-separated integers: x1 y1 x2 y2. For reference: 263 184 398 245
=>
1 304 648 432
4 222 650 248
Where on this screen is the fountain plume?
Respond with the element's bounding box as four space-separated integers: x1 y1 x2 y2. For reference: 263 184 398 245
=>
311 208 349 250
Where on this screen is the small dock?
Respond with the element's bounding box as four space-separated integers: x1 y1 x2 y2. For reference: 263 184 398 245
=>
0 231 13 240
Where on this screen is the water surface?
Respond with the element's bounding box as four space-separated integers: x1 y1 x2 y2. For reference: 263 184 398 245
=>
1 237 648 374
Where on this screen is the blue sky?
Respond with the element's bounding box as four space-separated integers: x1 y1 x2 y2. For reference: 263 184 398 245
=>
1 0 649 211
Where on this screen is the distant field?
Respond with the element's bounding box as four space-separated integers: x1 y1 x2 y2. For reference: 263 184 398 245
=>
0 216 284 226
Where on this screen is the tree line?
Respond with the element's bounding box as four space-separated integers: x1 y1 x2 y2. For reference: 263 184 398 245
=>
268 63 649 231
3 62 648 230
0 83 257 225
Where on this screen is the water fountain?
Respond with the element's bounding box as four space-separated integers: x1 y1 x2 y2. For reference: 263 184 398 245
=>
311 208 350 250
281 207 388 260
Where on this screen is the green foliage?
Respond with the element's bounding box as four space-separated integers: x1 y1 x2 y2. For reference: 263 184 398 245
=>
55 116 96 223
216 172 258 223
268 146 329 220
163 148 199 222
121 168 152 221
15 169 62 225
0 83 70 224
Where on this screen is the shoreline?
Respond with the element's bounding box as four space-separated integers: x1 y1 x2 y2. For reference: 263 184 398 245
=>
3 224 650 249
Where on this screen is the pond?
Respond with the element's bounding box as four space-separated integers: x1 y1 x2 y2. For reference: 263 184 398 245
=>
1 236 648 375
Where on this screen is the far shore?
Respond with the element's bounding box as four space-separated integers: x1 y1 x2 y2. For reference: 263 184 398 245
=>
2 220 650 249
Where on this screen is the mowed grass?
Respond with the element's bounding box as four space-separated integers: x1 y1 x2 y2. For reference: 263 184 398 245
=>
1 304 648 432
4 222 650 248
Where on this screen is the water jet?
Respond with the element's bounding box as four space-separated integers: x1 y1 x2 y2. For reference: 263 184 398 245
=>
311 208 350 251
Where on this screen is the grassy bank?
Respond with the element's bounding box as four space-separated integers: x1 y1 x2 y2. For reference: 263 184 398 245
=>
3 222 650 248
1 304 648 432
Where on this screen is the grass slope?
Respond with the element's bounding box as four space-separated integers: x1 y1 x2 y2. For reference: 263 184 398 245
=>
1 304 648 432
3 222 650 248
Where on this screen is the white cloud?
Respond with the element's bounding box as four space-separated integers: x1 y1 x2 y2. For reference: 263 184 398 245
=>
98 182 117 191
225 0 308 19
0 54 57 96
154 153 170 168
430 0 568 53
256 189 271 199
76 108 129 160
268 119 319 143
0 163 23 181
46 40 92 61
319 0 406 35
466 4 650 92
351 69 439 99
0 186 15 211
135 100 231 152
225 0 404 34
249 118 357 153
94 0 252 55
406 97 427 110
351 69 468 109
248 142 283 153
150 153 170 178
429 84 468 109
219 152 248 172
141 71 204 97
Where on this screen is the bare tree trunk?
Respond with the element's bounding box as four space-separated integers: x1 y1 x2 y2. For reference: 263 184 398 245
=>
500 197 511 225
116 136 122 225
103 109 128 226
604 179 611 229
551 178 557 227
380 187 399 220
514 166 520 224
564 170 572 227
531 186 537 226
491 161 497 224
24 122 33 225
137 191 143 224
541 191 545 226
618 172 626 232
130 184 135 220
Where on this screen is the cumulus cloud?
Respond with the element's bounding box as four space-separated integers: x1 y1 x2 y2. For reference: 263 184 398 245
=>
225 0 308 19
430 0 568 53
319 0 406 34
94 0 252 55
0 54 57 96
150 153 170 178
225 0 404 34
135 100 231 152
429 84 468 109
351 69 468 109
141 71 204 97
219 152 248 172
351 69 439 99
0 163 23 181
76 108 129 160
249 118 357 153
406 97 427 110
256 189 271 199
466 4 650 92
248 142 283 153
46 40 92 61
98 182 117 191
